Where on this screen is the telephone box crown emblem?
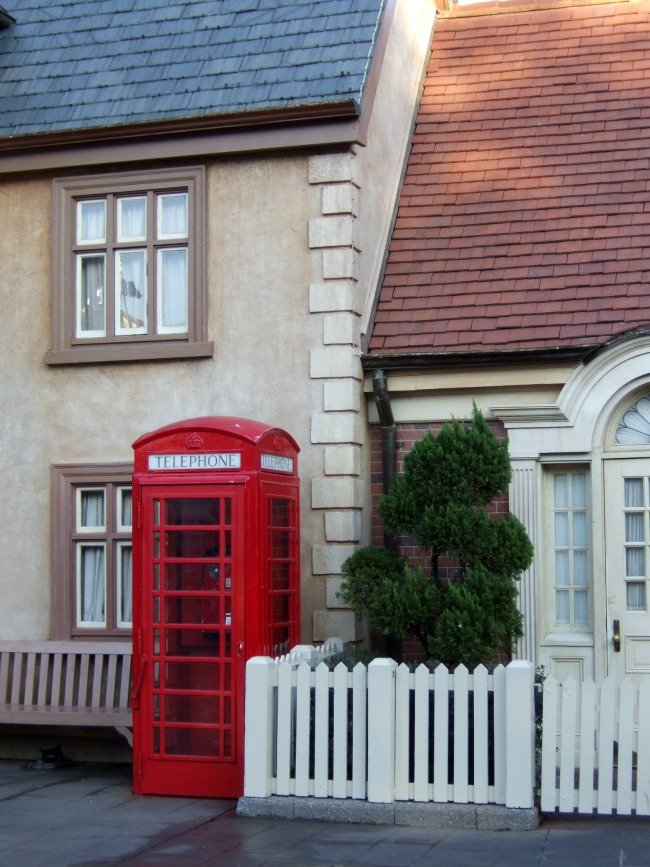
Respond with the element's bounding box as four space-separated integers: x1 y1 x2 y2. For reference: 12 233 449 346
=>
185 433 204 449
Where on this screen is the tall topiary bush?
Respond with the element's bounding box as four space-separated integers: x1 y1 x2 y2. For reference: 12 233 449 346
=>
339 405 533 668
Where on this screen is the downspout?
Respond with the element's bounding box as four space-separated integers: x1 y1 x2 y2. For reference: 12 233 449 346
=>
372 369 397 550
372 368 401 661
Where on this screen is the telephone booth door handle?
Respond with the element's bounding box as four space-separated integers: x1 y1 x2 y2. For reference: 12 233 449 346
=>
130 660 148 709
236 641 245 658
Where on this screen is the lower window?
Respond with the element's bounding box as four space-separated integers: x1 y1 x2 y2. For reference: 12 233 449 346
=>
52 464 133 638
546 467 592 631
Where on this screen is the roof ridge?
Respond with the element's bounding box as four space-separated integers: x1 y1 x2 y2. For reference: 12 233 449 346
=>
438 0 641 19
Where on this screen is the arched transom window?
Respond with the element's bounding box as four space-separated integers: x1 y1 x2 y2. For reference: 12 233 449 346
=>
614 396 650 445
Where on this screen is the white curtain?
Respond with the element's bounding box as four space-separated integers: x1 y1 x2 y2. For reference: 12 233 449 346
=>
158 248 188 331
78 200 105 243
120 544 133 626
159 193 187 237
118 197 146 240
79 545 105 624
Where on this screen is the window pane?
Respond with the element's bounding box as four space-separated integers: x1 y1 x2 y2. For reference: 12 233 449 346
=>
626 547 646 578
556 589 570 625
626 512 645 544
572 511 587 546
625 478 644 508
115 250 146 335
77 200 106 244
78 489 105 530
555 550 569 586
554 474 568 509
157 248 188 332
573 550 588 586
627 581 647 612
77 543 106 625
77 254 106 336
554 512 569 547
571 473 587 508
118 542 132 626
158 192 188 239
119 488 132 530
574 589 589 625
117 196 146 242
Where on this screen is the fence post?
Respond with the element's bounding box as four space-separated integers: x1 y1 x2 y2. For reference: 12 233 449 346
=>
505 660 535 808
243 657 275 798
367 658 396 803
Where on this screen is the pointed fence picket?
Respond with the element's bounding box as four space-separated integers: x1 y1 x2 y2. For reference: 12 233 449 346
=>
244 656 535 807
541 674 650 815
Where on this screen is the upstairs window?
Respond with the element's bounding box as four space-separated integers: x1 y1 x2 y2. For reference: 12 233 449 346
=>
47 166 212 365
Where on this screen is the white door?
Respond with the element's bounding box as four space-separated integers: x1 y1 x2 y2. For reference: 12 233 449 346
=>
604 459 650 682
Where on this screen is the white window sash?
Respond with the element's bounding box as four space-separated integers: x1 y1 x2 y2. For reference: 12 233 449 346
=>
76 487 106 532
115 249 147 336
76 199 106 245
157 192 188 240
157 247 188 334
75 253 106 338
116 541 133 628
117 196 147 243
76 542 106 628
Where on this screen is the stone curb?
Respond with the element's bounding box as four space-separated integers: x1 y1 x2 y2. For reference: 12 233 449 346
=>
237 796 539 830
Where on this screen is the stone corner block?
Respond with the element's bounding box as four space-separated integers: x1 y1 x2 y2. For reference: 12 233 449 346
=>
322 183 359 217
311 477 362 509
324 510 361 542
312 543 357 575
308 152 354 185
476 805 539 831
313 608 359 642
322 247 358 281
309 215 354 250
309 281 355 313
310 346 362 380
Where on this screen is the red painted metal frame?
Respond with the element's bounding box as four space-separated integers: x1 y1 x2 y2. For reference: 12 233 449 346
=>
131 417 300 799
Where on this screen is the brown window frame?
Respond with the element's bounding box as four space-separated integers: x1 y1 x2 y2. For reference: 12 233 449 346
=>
46 165 212 365
51 463 134 640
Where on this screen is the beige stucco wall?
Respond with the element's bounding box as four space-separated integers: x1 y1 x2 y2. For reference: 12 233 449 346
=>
0 154 325 640
0 0 438 645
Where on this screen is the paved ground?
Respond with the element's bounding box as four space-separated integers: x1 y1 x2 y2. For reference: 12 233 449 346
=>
1 760 650 866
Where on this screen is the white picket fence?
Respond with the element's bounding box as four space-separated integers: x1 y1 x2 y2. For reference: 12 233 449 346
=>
541 675 650 815
244 657 535 808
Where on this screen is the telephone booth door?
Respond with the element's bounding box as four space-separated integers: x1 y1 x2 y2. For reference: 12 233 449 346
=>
134 484 245 798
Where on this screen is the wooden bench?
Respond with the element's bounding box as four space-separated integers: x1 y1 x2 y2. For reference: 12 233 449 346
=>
0 640 132 747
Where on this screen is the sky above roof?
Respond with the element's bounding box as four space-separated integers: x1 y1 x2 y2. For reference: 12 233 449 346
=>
370 0 650 358
0 0 385 139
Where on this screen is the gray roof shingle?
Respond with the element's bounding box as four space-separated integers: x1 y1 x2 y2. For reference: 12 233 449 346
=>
0 0 386 139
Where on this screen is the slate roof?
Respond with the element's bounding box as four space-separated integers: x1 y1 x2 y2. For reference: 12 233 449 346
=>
0 0 385 140
369 0 650 358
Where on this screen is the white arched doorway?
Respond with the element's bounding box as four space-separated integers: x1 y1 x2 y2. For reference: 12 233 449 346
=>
492 335 650 684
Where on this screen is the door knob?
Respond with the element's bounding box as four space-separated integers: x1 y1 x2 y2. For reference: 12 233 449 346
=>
613 619 621 653
236 641 245 657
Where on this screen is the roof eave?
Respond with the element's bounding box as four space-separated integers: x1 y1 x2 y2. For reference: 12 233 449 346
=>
0 99 361 155
362 345 596 372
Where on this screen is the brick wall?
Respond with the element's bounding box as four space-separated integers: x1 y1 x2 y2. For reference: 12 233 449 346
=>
369 418 510 663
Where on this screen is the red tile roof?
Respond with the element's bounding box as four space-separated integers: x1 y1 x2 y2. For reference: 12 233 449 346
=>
369 0 650 357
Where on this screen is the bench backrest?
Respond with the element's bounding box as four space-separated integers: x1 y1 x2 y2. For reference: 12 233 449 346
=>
0 641 132 710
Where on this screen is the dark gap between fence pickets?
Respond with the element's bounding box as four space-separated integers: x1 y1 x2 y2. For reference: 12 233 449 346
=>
285 671 499 790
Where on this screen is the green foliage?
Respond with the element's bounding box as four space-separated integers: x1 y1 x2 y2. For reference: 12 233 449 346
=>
338 547 441 646
341 405 533 668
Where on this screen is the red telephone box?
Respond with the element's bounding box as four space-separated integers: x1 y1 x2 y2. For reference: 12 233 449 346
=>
130 416 300 798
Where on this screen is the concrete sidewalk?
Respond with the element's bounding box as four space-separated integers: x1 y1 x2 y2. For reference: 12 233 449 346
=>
1 760 650 866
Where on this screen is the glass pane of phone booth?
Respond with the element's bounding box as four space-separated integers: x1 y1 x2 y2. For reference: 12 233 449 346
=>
267 495 298 656
149 494 234 760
